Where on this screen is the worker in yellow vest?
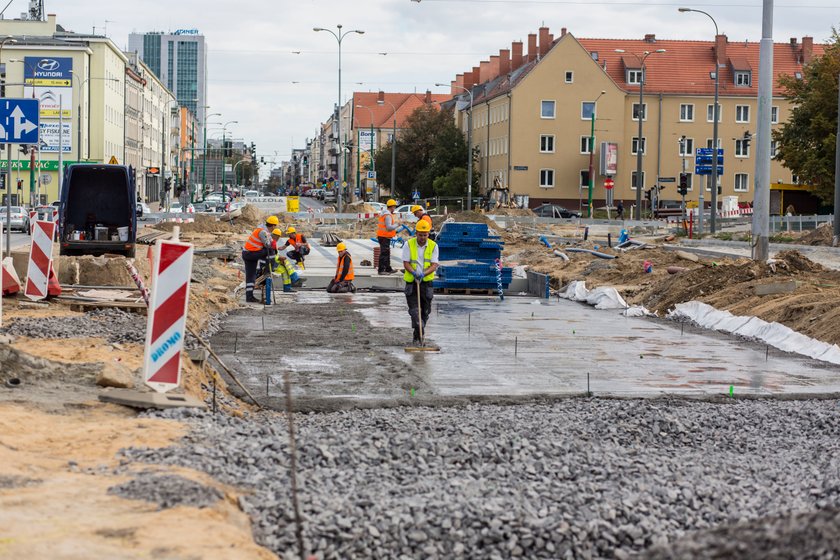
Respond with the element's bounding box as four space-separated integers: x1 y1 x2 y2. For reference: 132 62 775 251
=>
242 216 281 303
376 199 400 274
402 219 439 345
327 242 356 293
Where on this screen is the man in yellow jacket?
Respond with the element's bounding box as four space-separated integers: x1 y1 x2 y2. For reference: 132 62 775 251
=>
402 219 439 344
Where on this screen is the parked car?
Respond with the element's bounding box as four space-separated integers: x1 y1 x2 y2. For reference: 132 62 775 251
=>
243 190 260 198
367 202 387 213
170 202 195 213
58 164 137 257
192 202 210 213
533 204 581 219
0 206 30 232
309 188 325 200
323 189 337 203
395 204 419 222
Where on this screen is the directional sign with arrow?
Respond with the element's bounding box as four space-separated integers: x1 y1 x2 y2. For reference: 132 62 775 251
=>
0 98 40 144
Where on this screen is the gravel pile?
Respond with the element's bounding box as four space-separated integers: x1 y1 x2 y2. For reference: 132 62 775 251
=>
107 471 222 510
1 308 146 344
126 399 840 559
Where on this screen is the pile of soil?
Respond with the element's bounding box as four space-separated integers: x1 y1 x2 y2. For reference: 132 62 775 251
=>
152 215 239 234
237 204 264 227
487 207 536 217
345 202 380 213
798 222 836 246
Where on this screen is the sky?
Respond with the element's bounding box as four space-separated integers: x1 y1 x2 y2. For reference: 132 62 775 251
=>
23 0 840 174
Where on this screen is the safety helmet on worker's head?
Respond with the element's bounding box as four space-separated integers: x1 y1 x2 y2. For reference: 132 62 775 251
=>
266 215 280 226
286 227 296 234
411 205 423 213
386 199 397 208
336 242 347 252
271 228 283 236
415 220 432 233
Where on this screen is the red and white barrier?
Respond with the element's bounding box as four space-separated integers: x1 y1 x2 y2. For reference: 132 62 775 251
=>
24 220 57 301
357 213 377 220
1 257 20 296
142 238 194 393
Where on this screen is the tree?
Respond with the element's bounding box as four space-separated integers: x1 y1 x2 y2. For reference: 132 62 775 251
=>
374 104 473 200
775 29 840 203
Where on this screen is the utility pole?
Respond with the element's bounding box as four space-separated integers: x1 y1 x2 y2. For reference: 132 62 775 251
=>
752 0 774 261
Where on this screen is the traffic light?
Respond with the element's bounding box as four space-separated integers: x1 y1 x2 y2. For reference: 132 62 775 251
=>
644 189 652 201
717 185 722 195
223 140 232 158
743 131 752 150
678 173 688 196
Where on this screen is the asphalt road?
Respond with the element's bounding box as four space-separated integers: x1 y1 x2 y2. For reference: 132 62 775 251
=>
2 231 30 252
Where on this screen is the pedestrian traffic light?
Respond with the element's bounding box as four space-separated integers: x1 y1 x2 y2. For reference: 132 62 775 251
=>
717 185 722 195
678 173 688 196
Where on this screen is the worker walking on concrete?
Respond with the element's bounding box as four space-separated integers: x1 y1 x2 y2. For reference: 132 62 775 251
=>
242 216 280 303
402 219 439 344
377 199 400 275
327 242 356 293
282 227 311 269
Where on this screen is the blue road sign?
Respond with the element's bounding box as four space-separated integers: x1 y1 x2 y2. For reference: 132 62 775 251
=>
695 148 723 156
694 165 724 176
0 98 40 144
412 191 421 200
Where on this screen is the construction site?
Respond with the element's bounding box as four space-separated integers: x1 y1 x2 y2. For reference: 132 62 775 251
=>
2 202 840 559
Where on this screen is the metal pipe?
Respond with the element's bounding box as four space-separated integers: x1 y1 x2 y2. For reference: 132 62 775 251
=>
753 0 774 260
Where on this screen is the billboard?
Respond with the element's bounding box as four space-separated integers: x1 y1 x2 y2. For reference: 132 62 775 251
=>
599 142 618 176
359 129 376 152
24 57 73 118
39 121 72 153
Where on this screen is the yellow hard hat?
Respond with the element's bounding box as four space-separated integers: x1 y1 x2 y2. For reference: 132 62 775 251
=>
415 220 432 233
266 215 280 226
286 227 296 234
386 199 397 207
411 205 423 213
336 242 347 252
271 228 283 236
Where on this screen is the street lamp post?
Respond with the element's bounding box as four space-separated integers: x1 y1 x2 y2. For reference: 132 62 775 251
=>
436 83 473 210
615 48 665 220
377 92 397 203
221 120 238 202
2 36 18 258
70 71 119 163
314 24 365 213
202 111 222 200
587 90 607 218
355 104 375 201
679 7 720 233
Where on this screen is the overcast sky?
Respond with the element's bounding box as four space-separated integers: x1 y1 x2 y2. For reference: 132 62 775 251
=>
36 0 840 173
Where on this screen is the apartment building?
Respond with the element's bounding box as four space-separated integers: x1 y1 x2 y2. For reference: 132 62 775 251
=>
448 27 824 213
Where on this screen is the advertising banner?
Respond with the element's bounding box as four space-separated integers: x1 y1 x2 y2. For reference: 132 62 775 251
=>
599 142 618 176
24 57 73 118
359 129 376 151
38 121 72 153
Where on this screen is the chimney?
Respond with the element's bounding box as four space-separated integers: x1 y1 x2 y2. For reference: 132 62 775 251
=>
790 37 797 46
715 34 727 64
480 60 491 83
463 71 474 88
425 90 432 104
539 26 551 57
455 73 464 90
527 33 538 62
511 41 524 69
472 65 481 84
561 27 567 37
499 48 511 75
548 33 554 46
489 55 501 81
644 33 656 43
802 36 813 64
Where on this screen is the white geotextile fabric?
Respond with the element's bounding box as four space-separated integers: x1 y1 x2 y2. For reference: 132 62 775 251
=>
668 301 840 365
559 281 650 315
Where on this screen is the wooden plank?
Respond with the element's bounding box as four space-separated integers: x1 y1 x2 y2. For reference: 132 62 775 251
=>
69 300 148 314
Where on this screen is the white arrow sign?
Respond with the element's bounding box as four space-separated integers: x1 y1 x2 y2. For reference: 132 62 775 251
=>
11 105 38 138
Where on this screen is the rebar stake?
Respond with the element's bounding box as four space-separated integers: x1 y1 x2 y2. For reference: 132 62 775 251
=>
212 377 217 415
234 332 238 354
587 372 591 396
283 371 306 560
681 323 684 336
515 336 518 357
766 345 769 361
468 313 471 333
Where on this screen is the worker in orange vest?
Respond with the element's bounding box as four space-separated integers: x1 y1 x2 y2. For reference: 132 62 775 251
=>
242 216 281 303
327 242 356 293
377 199 400 274
281 226 311 268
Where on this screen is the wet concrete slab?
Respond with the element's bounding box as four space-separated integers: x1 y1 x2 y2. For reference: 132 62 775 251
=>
211 293 840 410
299 239 405 290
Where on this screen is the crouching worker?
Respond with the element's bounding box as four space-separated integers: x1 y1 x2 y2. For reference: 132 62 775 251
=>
282 226 311 268
327 242 356 293
402 219 439 344
242 216 280 303
272 251 299 293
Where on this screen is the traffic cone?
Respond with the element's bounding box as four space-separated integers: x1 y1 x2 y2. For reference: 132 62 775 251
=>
47 266 62 297
1 257 21 295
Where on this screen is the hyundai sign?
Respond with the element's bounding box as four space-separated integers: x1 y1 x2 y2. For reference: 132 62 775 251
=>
24 57 73 86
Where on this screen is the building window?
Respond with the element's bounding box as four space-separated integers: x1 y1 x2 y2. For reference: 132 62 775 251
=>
580 170 590 190
706 104 722 122
771 106 779 124
735 71 751 86
627 69 643 85
706 138 722 149
735 138 750 157
541 100 556 119
734 173 749 192
565 71 574 83
632 103 647 121
539 169 555 188
631 137 646 155
678 137 694 156
705 174 722 191
580 136 595 154
736 105 750 123
581 101 596 120
792 174 800 184
631 171 645 190
680 104 694 122
770 140 778 158
540 135 555 153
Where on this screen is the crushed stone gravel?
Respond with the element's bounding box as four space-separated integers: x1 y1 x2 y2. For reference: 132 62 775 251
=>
123 398 840 559
107 471 222 510
1 308 146 344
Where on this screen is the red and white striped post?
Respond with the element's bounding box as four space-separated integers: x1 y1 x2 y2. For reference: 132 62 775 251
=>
24 220 57 301
142 238 194 393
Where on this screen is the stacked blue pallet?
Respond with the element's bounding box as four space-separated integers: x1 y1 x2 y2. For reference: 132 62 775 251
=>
433 222 512 290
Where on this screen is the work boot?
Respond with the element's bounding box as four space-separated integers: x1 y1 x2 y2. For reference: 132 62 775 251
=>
283 284 295 293
246 295 259 303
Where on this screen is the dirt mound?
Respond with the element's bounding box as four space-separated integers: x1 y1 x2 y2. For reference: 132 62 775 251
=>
153 215 239 234
798 223 835 246
345 202 380 213
775 249 825 273
487 207 535 217
238 204 265 226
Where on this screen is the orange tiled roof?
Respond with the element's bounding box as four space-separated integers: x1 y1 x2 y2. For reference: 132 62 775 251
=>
352 92 451 129
577 37 824 96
